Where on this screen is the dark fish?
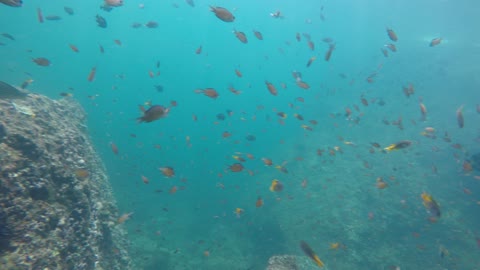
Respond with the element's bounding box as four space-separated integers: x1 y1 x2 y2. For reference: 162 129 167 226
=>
300 240 324 268
0 0 22 7
216 113 226 121
32 57 51 66
245 134 256 141
253 30 263 40
1 33 15 40
154 85 164 92
45 15 62 21
185 0 194 7
234 30 248 43
210 6 235 22
96 15 107 28
145 21 158 28
137 105 170 123
131 22 142 28
0 81 27 99
64 7 74 15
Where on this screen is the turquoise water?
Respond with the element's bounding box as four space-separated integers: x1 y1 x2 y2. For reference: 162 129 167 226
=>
1 0 480 269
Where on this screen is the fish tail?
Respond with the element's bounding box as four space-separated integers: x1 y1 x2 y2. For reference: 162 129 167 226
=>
384 144 396 151
312 255 324 267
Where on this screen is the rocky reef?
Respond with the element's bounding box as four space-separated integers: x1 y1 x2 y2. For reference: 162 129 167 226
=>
0 91 132 269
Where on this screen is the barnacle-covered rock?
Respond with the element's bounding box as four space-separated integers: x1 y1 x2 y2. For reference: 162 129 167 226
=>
0 93 133 269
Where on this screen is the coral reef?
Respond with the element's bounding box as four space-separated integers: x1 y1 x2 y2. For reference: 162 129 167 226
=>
0 93 132 269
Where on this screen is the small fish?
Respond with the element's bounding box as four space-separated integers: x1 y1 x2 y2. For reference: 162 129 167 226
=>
37 8 44 23
300 240 324 268
141 175 149 184
145 21 159 28
325 44 335 61
0 0 22 7
195 45 202 54
45 15 62 21
421 192 441 219
69 44 79 52
110 142 119 155
245 134 256 141
1 33 15 40
96 14 107 28
32 57 51 67
117 212 134 224
384 140 412 151
64 6 74 15
185 0 195 7
210 6 235 22
104 0 123 7
159 166 175 177
229 163 244 172
255 196 264 208
456 105 464 128
195 88 219 99
419 102 427 121
430 37 442 47
87 66 97 82
99 44 104 53
253 30 263 40
265 81 278 96
385 43 397 52
137 105 170 123
306 56 316 67
386 27 398 42
269 179 283 192
233 30 248 43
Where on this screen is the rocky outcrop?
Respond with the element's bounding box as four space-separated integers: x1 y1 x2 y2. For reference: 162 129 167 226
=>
0 92 132 270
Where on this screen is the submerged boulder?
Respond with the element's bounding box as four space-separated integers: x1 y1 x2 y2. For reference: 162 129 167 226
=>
0 93 133 269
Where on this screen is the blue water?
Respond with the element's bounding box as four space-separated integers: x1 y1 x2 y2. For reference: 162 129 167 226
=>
1 0 480 269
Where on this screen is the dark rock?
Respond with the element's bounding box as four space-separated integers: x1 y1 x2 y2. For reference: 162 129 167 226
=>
29 184 49 201
0 122 6 143
6 134 41 160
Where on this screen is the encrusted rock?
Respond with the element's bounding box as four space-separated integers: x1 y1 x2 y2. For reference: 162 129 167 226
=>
267 255 298 270
0 94 133 269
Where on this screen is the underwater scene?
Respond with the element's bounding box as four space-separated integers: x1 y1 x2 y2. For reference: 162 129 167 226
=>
1 0 480 269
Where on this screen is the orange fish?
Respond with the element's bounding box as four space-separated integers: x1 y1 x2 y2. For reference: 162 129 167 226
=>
117 212 134 224
256 196 264 208
228 86 241 95
222 131 232 138
169 186 178 194
262 158 273 166
386 27 398 42
195 88 219 99
456 105 464 128
430 37 442 47
87 66 97 82
110 142 119 155
159 166 175 177
376 177 387 189
265 81 278 96
69 44 79 52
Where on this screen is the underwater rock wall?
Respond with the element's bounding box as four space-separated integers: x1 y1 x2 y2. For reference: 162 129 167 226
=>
0 93 132 270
